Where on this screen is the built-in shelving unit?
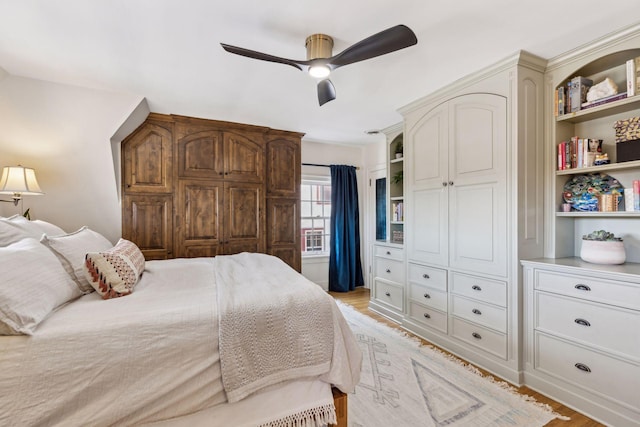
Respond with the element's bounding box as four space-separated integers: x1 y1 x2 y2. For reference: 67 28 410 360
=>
388 133 404 245
547 46 640 263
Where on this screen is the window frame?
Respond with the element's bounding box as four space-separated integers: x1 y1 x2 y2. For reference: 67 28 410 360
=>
300 175 332 257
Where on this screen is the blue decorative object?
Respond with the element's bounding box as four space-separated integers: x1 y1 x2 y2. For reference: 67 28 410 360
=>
329 165 364 292
562 173 623 211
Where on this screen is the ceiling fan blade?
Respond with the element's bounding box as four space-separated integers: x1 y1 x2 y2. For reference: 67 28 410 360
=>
328 25 417 69
220 43 310 72
317 79 336 106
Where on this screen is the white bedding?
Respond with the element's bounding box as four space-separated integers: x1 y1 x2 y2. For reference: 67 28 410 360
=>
0 255 361 426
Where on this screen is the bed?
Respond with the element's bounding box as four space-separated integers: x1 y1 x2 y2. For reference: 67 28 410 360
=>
0 216 362 427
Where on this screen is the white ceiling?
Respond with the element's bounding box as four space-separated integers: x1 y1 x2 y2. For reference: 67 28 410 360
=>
1 1 639 144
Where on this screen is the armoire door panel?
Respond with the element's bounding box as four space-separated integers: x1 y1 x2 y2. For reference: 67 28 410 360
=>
267 198 298 245
449 181 507 276
123 194 173 260
449 94 507 185
266 138 300 196
409 104 448 189
177 130 224 179
224 182 265 252
123 122 173 193
176 180 222 257
269 247 301 272
224 132 264 182
183 245 221 258
408 188 448 266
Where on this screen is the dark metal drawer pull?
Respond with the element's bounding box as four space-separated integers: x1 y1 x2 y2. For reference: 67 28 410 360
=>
574 318 591 327
386 268 391 273
423 293 431 299
575 284 591 291
575 363 591 373
422 273 430 279
472 332 482 340
472 308 482 315
385 292 391 297
472 285 482 291
423 313 431 319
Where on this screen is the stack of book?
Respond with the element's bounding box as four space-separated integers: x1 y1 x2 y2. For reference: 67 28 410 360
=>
625 180 640 211
557 137 603 170
626 56 640 96
392 201 404 222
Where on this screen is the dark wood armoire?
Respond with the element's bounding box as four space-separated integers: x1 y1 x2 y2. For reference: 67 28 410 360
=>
121 113 303 271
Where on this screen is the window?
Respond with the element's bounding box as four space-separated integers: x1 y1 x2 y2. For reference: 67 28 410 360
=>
301 177 331 256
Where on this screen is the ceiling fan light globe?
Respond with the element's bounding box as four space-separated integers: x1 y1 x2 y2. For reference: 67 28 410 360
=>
309 65 331 79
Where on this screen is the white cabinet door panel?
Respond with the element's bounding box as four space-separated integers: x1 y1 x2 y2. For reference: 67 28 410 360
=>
409 187 447 266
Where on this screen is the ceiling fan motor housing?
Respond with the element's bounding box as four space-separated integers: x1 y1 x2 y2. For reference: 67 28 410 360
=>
305 34 334 60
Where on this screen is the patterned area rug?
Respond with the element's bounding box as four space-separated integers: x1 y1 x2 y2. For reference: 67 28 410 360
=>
337 301 568 427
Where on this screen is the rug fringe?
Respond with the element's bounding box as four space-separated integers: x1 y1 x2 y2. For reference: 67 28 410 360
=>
335 300 571 422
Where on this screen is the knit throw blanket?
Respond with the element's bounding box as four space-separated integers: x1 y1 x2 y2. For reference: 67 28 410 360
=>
215 253 335 403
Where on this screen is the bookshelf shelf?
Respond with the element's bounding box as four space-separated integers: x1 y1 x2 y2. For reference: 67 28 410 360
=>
390 196 404 201
557 94 640 123
390 157 404 164
556 211 640 218
556 159 640 175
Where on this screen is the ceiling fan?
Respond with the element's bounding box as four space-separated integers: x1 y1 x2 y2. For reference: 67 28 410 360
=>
220 24 418 106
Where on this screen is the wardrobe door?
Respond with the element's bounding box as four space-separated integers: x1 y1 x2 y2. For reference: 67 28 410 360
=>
267 197 300 271
175 179 223 258
448 94 507 277
123 121 173 193
223 131 265 183
177 129 224 179
223 181 265 254
123 194 173 260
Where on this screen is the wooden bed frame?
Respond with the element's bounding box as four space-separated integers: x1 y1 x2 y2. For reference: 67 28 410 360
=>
331 388 348 427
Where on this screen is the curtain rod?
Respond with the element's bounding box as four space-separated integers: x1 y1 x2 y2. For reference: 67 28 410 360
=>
302 162 360 170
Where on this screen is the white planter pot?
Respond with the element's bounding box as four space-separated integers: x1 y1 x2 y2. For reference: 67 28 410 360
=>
580 240 626 264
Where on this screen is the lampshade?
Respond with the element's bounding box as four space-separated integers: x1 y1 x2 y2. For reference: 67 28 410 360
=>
0 166 44 196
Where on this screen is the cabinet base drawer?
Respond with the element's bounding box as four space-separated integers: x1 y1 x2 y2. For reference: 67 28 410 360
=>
408 301 447 333
451 317 507 359
451 295 506 333
535 332 640 411
373 280 404 312
409 283 447 311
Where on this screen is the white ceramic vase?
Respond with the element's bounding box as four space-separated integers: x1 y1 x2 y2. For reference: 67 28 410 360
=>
580 240 626 264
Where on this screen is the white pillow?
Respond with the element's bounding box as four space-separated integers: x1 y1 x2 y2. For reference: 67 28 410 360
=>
40 226 113 294
0 220 28 247
0 216 44 240
0 238 82 335
32 219 66 235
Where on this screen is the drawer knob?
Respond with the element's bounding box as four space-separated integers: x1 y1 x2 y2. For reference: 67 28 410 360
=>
574 363 591 373
423 293 431 299
422 273 430 279
386 268 391 273
442 182 448 187
472 285 482 291
472 308 482 315
574 318 591 327
574 284 591 291
472 332 482 340
386 251 391 255
385 291 391 297
423 313 431 319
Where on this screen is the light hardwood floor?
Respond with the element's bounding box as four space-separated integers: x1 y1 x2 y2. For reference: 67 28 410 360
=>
330 287 603 427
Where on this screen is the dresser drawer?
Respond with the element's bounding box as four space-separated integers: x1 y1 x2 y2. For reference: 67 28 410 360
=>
374 245 403 260
409 283 447 311
451 272 506 307
451 295 506 333
375 257 405 284
408 301 447 333
535 270 640 310
451 317 507 359
535 332 640 411
536 291 640 359
408 263 446 292
373 279 404 312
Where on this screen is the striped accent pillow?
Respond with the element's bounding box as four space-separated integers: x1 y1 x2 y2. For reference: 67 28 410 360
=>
84 239 145 299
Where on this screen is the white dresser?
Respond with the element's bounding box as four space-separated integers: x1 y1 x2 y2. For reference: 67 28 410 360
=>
522 258 640 427
369 243 405 322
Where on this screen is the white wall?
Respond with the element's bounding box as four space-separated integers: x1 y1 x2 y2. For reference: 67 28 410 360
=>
0 74 143 243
